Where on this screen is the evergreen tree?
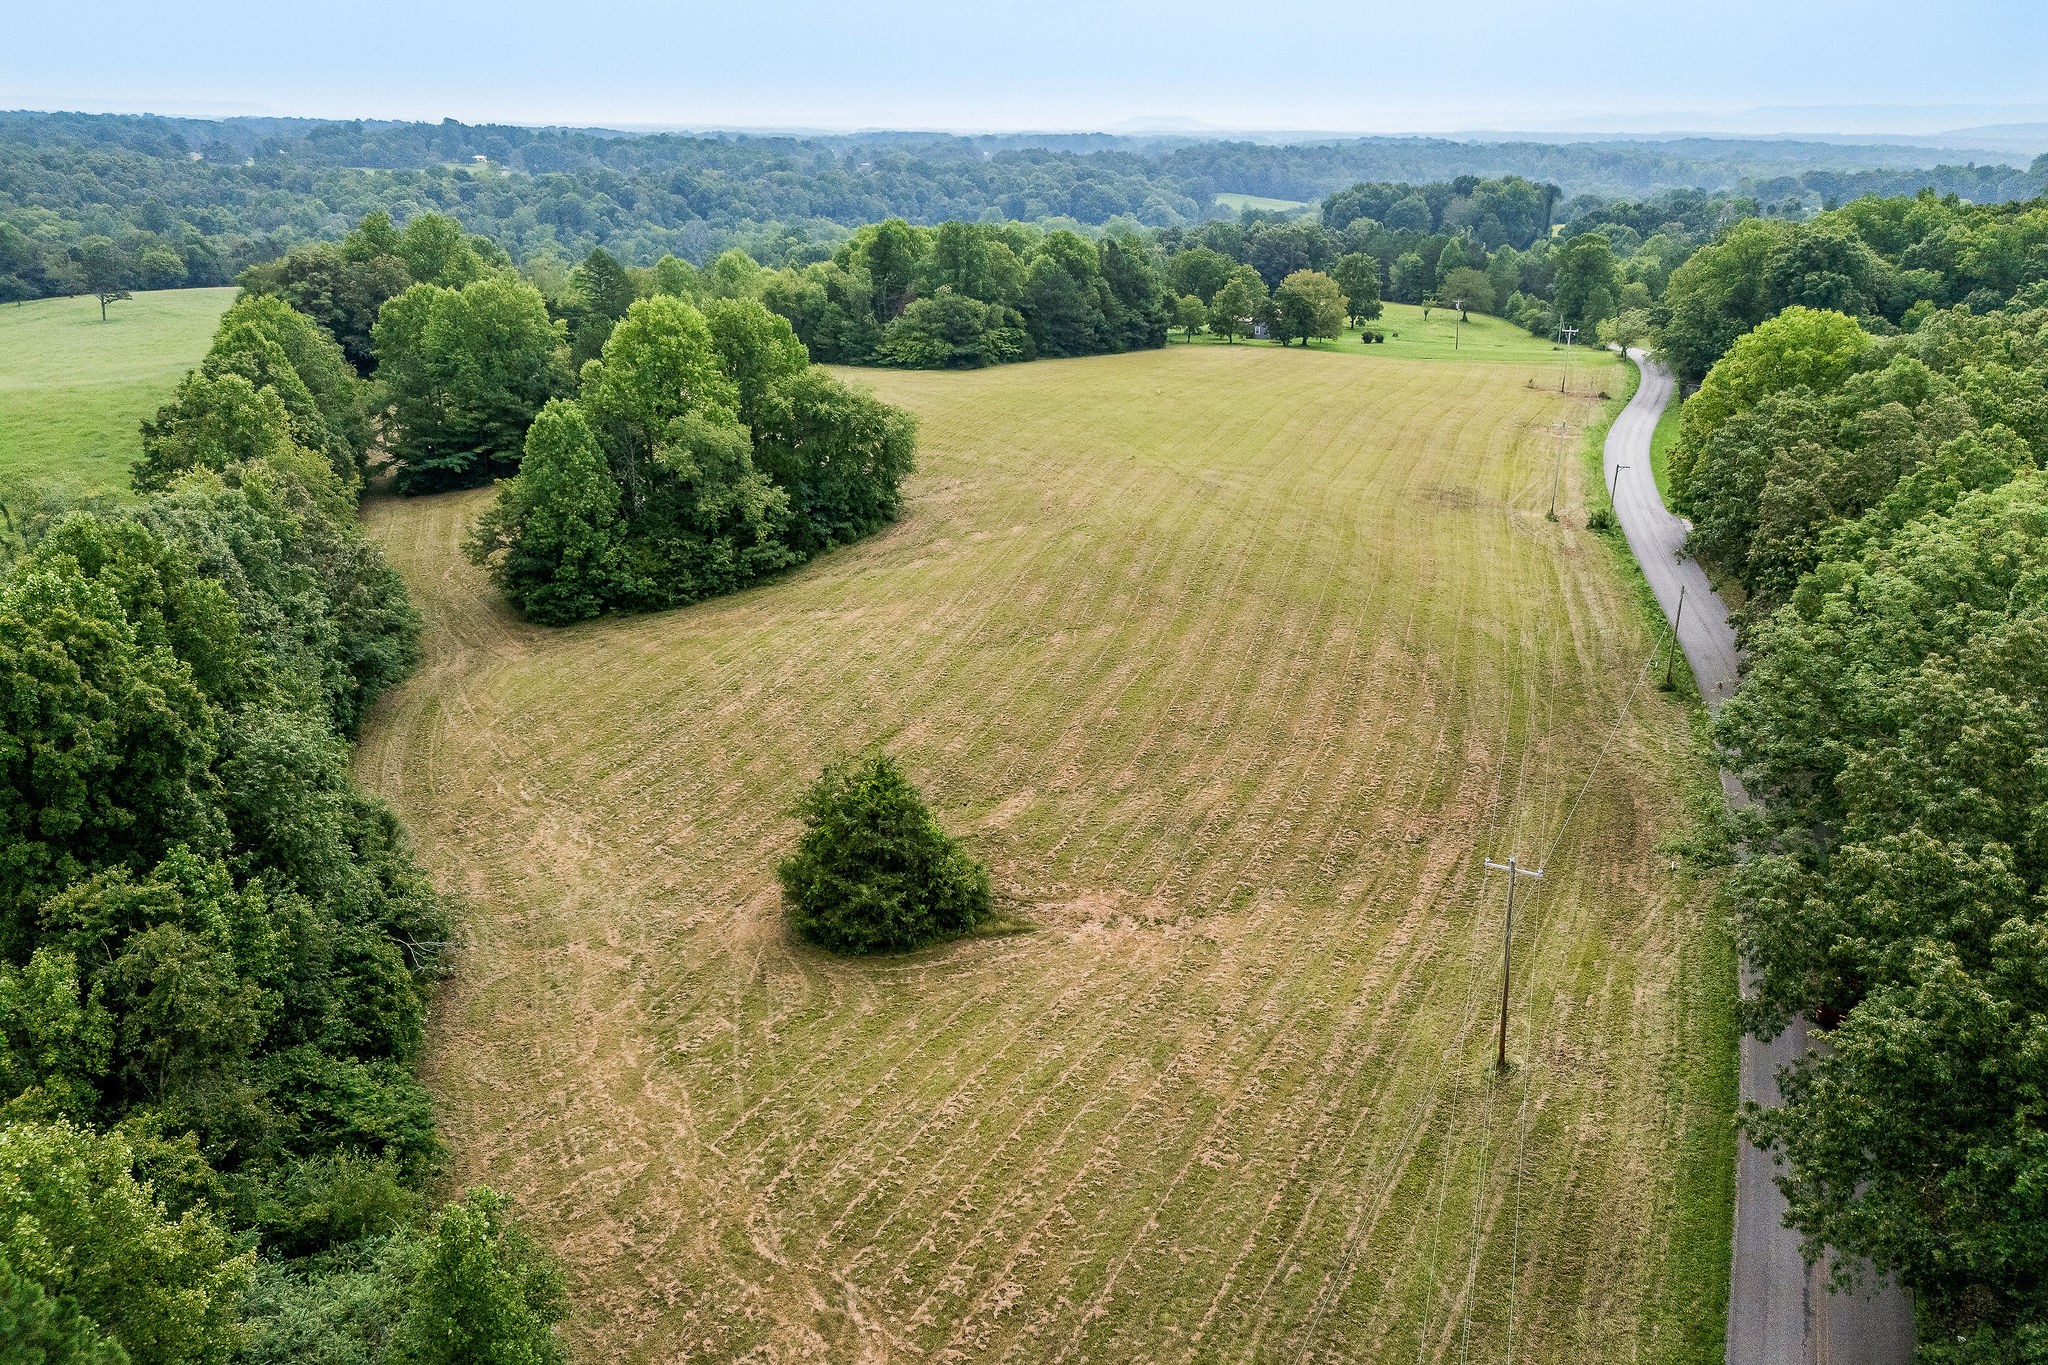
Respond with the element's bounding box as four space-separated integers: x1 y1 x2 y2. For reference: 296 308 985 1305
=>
778 755 989 955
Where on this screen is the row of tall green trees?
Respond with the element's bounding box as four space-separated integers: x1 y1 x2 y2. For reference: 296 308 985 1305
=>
1666 191 2048 1361
753 218 1173 366
0 268 566 1361
629 179 1651 363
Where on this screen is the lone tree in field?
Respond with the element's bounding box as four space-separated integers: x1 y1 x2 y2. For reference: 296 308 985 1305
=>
779 754 990 954
1332 252 1383 324
79 237 130 320
1207 265 1267 344
1272 270 1347 346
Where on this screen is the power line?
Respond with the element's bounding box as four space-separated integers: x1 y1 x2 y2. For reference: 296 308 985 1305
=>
1495 647 1662 1362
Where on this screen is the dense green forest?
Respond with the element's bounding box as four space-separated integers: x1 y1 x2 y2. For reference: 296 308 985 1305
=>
4 109 2044 303
0 257 565 1360
1664 189 2048 1360
1659 192 2048 381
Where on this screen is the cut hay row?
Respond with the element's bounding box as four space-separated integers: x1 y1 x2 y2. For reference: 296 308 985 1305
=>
356 342 1731 1363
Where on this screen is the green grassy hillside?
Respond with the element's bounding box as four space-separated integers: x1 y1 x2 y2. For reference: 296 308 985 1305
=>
0 287 236 500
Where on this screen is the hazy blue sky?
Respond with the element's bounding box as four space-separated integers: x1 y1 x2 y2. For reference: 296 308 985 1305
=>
6 0 2047 134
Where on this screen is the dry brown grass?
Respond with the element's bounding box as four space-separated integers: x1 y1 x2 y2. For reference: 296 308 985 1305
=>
356 342 1731 1363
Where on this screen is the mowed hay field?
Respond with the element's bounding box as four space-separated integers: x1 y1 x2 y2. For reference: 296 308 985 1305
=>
0 287 236 497
356 343 1733 1364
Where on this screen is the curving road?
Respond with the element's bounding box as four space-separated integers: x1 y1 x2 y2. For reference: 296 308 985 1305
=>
1604 349 1915 1365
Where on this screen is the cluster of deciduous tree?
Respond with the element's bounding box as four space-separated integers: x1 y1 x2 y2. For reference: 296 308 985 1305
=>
0 294 565 1362
232 211 917 624
1658 190 2048 381
237 209 510 372
754 218 1173 365
8 110 2043 307
239 210 571 496
464 292 915 623
1667 209 2048 1357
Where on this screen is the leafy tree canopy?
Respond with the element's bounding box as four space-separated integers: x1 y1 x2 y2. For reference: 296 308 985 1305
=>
1271 269 1347 345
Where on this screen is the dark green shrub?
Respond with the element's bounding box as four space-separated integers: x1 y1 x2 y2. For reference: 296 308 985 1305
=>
778 756 989 954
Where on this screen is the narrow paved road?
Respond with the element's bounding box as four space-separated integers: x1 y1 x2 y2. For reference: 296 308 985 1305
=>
1604 349 1915 1365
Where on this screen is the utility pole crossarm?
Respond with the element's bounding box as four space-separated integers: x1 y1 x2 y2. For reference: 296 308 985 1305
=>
1482 855 1543 1069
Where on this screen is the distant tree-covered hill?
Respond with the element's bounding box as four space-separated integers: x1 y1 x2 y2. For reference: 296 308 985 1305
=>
3 109 2044 302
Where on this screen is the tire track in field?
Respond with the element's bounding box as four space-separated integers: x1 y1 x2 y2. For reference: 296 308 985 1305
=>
355 345 1718 1363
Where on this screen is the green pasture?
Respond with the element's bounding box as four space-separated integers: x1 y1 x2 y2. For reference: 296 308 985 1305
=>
0 287 235 500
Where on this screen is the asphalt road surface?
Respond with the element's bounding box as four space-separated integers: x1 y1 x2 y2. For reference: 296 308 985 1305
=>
1604 349 1915 1365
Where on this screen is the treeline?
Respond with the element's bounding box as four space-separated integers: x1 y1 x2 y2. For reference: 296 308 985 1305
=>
750 177 1734 364
1662 193 2048 1360
236 176 1711 395
6 109 2044 304
760 219 1172 365
0 263 566 1358
1159 176 1719 347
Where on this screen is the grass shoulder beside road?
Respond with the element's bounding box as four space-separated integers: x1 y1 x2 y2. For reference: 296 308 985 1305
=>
1577 354 1739 1360
0 286 235 500
1649 389 1682 501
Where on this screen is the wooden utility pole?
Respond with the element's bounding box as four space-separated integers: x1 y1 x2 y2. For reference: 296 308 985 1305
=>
1482 856 1543 1069
1664 583 1687 689
1558 325 1579 393
1546 420 1568 521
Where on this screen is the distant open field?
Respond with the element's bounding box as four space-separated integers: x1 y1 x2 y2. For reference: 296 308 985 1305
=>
357 344 1733 1363
0 287 235 499
1213 192 1311 213
1184 302 1628 375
